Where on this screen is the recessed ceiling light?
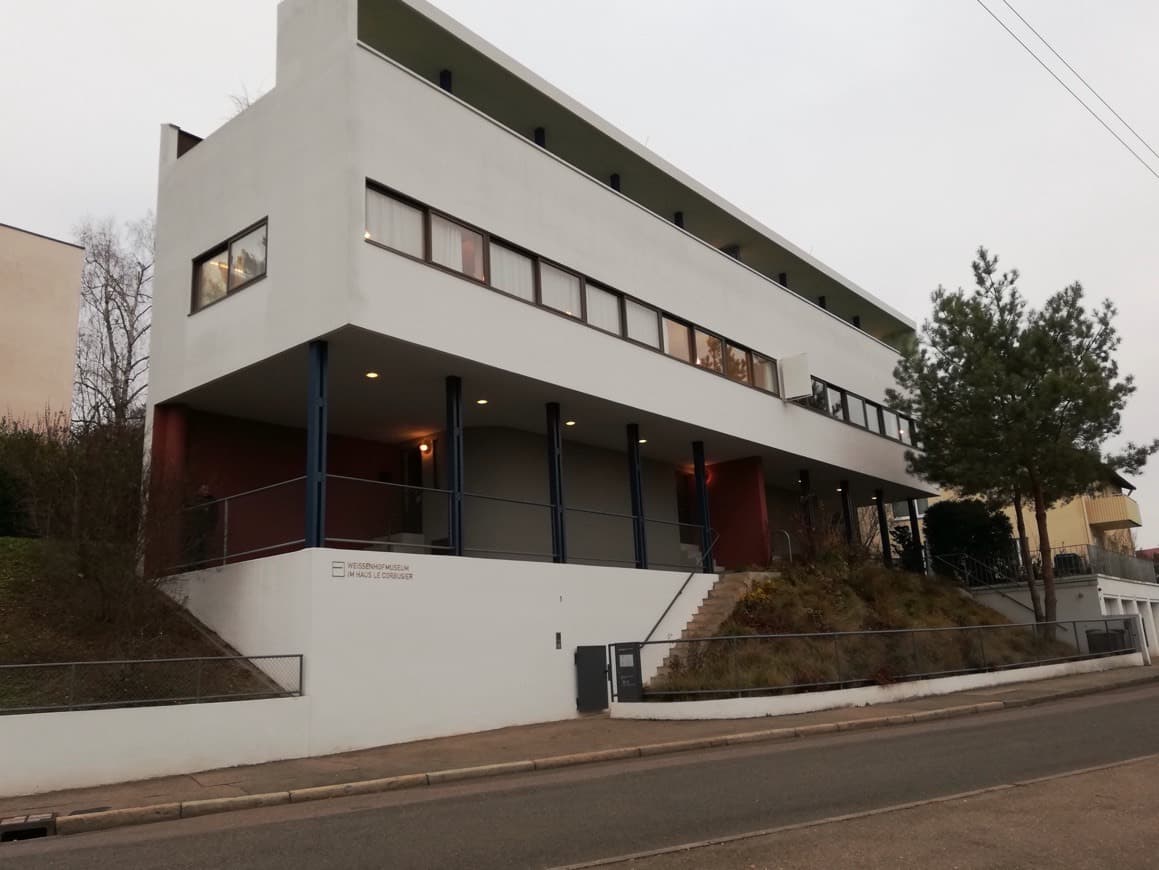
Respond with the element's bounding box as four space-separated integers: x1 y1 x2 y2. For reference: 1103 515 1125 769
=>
364 231 372 239
365 371 380 379
836 487 844 493
475 398 489 405
638 438 648 444
565 420 576 427
418 441 432 454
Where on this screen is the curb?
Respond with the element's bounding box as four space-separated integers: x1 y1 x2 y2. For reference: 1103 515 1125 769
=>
47 669 1159 837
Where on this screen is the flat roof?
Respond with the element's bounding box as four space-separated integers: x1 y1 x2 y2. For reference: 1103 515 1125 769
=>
357 0 916 346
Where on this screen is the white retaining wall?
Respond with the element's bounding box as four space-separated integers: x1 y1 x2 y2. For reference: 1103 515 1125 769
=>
1 698 310 796
175 548 709 753
612 651 1144 721
2 549 712 796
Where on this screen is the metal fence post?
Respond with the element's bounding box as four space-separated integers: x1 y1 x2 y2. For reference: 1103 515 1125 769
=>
833 635 843 686
978 627 987 670
730 638 739 698
910 629 920 676
68 663 77 711
1072 621 1080 654
195 657 203 701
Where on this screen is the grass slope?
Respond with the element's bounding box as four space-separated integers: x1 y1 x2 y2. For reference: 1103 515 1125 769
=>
0 537 274 709
653 559 1068 697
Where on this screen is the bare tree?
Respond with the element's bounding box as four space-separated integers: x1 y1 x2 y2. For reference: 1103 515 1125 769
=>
74 215 153 427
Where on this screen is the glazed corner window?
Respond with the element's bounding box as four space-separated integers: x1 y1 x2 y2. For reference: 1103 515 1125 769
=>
725 344 751 384
539 262 582 318
490 242 535 302
625 299 661 348
585 283 621 334
752 354 778 394
365 187 424 258
694 330 723 372
192 221 267 312
431 214 485 281
662 317 691 362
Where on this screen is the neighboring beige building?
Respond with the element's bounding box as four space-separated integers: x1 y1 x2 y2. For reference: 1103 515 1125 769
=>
0 223 83 422
891 471 1142 557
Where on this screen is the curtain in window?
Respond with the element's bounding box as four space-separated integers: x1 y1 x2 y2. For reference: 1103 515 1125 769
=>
431 215 464 273
586 285 621 333
366 189 423 257
540 263 582 317
491 244 535 301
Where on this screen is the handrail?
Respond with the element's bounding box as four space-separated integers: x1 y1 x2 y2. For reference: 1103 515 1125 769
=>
634 617 1125 646
643 528 721 644
180 476 307 510
930 552 1037 618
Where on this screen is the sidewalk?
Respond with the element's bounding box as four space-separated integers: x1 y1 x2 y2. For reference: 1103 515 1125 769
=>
3 664 1157 823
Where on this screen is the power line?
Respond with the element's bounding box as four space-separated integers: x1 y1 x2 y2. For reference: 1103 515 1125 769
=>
974 0 1159 182
1000 0 1159 164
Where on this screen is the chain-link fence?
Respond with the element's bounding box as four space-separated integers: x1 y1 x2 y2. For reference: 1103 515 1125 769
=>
0 654 303 714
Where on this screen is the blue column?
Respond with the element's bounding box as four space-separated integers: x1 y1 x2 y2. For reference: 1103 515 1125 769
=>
626 424 647 569
546 402 566 563
692 440 714 574
305 340 328 548
446 376 464 555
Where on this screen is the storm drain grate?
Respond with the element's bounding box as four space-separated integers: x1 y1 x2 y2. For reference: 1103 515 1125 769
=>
0 813 56 842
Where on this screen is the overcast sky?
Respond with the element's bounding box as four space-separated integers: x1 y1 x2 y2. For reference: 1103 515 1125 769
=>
2 1 1156 545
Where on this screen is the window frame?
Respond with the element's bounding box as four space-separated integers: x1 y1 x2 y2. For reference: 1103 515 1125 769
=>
190 217 269 314
486 236 538 304
364 182 429 264
583 280 623 335
662 315 694 362
536 257 586 320
428 210 489 284
724 341 753 385
623 297 663 350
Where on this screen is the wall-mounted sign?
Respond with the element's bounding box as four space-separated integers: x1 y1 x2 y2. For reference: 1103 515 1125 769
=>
330 560 413 581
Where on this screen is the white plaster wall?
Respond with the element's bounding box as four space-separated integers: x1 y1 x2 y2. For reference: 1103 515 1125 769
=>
148 13 922 493
168 549 713 757
612 652 1144 721
0 698 309 797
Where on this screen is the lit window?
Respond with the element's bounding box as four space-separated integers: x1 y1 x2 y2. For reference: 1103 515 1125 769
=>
192 220 268 312
228 225 266 290
194 248 228 309
752 354 778 394
365 188 424 257
539 262 582 318
694 330 723 372
430 214 485 281
846 394 868 428
625 299 660 347
585 283 621 334
663 318 691 362
725 344 751 384
490 243 535 302
898 416 913 445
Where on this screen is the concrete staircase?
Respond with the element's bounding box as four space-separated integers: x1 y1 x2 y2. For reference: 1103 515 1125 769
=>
649 571 774 683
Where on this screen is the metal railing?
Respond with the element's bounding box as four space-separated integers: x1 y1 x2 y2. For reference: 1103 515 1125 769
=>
930 552 1037 617
0 654 303 714
611 618 1138 702
174 477 308 571
1045 544 1157 584
174 473 717 573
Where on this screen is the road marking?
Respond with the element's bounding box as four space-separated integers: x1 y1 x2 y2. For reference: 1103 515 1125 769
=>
548 751 1159 869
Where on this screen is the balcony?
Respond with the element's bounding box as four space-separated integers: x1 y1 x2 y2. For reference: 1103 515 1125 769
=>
1086 494 1142 530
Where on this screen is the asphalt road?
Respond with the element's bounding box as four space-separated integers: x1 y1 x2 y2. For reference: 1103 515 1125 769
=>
7 684 1159 870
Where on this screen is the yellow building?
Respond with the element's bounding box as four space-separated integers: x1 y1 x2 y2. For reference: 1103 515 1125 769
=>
889 470 1142 559
0 223 84 423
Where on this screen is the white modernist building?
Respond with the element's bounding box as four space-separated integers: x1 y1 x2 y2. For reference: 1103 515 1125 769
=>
146 0 933 760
